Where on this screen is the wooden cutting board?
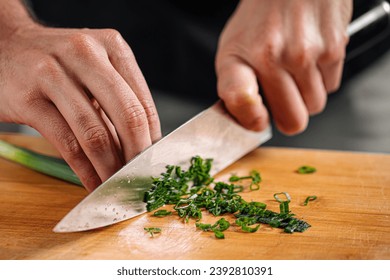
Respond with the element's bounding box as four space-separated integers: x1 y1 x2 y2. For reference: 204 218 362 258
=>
0 133 389 260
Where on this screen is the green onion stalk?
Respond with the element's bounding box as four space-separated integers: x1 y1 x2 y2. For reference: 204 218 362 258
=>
0 139 82 186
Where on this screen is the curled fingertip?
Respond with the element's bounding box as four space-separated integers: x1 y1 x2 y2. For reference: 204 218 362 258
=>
247 115 270 132
83 176 102 193
228 102 270 132
275 115 308 136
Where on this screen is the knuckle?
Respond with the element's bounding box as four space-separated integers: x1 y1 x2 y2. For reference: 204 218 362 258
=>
60 132 83 158
82 125 111 152
34 57 62 81
103 28 134 60
254 38 283 69
250 32 283 66
321 33 347 63
142 101 160 128
103 29 125 45
65 33 97 59
285 43 318 69
121 103 149 132
322 46 345 64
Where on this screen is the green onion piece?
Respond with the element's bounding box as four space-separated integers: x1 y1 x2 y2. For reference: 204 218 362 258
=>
284 219 299 233
229 170 262 191
274 192 291 214
214 230 225 239
249 201 267 209
153 210 172 217
235 216 260 233
273 192 291 203
241 224 260 233
297 165 317 174
269 219 281 228
249 170 262 190
228 175 244 182
196 218 230 239
279 201 290 214
144 227 162 237
249 183 260 191
0 140 82 186
213 218 230 231
196 222 212 231
303 195 317 206
235 216 257 226
196 218 230 232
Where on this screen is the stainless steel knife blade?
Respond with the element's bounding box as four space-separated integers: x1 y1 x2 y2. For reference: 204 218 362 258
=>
53 101 272 233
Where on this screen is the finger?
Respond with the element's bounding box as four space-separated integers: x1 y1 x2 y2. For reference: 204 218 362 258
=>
59 34 153 162
317 26 348 93
26 98 101 192
318 60 344 93
38 59 124 182
102 29 162 143
91 98 124 162
216 55 269 131
290 65 327 115
257 66 308 135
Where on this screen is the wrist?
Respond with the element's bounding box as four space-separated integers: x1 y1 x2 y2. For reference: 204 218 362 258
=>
0 0 38 41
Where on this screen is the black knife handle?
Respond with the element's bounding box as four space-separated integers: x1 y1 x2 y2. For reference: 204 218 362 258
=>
347 1 390 61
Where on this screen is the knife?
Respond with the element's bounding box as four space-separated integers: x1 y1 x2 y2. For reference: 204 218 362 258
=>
54 2 389 233
54 101 272 232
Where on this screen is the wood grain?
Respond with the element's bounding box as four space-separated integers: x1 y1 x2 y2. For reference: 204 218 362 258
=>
0 133 389 260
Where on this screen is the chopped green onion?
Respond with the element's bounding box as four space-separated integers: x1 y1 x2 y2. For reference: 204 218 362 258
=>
214 230 225 239
241 224 260 233
284 219 299 233
196 218 230 238
274 192 291 214
144 227 161 237
235 216 260 233
229 170 261 190
297 165 317 174
153 210 172 217
0 140 81 186
195 222 212 231
269 220 281 228
213 218 230 231
279 201 290 214
303 195 317 206
144 156 311 236
273 192 291 203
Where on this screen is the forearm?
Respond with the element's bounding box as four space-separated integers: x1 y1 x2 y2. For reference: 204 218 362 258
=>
0 0 36 40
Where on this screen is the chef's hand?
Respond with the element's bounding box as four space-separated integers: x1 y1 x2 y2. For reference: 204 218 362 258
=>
0 22 161 191
216 0 352 134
